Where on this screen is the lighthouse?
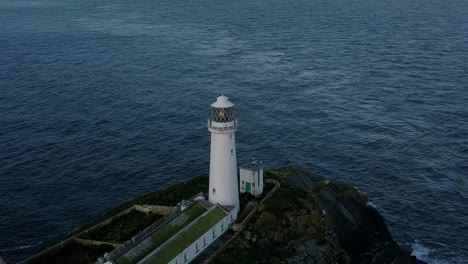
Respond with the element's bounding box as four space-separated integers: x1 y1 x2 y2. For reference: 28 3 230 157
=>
207 95 240 215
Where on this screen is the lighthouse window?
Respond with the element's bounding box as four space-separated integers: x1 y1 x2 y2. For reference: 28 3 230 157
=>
231 149 233 154
212 188 216 194
212 107 234 122
230 133 232 139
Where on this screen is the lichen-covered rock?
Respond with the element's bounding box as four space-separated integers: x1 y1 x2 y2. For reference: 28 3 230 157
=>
213 167 426 264
312 180 426 264
212 179 346 264
284 168 426 264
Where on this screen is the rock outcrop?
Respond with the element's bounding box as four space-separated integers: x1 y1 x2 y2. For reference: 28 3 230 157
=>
213 185 346 264
0 255 9 264
308 178 424 264
213 168 426 264
11 168 426 264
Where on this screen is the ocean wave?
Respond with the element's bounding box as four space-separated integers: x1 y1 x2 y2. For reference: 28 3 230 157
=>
0 231 67 256
0 242 42 253
410 241 467 264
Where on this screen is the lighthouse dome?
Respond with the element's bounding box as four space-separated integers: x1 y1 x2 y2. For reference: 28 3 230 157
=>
211 95 234 108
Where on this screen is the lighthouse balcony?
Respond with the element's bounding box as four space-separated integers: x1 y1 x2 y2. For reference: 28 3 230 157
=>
208 118 238 131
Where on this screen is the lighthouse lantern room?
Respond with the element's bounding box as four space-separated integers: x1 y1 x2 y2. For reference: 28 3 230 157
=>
208 95 240 216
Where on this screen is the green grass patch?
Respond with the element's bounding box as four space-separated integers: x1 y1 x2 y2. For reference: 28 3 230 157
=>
27 240 115 264
68 176 208 239
78 210 163 243
115 202 207 264
142 206 227 264
264 169 281 182
262 188 307 215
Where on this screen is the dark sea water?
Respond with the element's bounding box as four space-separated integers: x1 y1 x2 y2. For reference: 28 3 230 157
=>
0 0 467 263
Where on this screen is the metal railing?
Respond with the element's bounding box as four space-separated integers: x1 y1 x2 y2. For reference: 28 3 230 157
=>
207 118 238 130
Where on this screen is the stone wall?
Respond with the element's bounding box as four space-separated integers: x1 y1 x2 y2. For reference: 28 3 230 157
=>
98 210 178 263
134 205 174 215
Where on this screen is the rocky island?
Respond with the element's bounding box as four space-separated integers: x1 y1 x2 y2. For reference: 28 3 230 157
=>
14 167 426 264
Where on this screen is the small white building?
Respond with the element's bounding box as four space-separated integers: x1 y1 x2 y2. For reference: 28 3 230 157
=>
239 160 264 197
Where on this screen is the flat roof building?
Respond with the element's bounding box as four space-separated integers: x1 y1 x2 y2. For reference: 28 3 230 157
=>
240 160 264 197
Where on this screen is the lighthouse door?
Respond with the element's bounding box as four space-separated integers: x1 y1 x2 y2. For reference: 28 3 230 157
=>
246 182 251 193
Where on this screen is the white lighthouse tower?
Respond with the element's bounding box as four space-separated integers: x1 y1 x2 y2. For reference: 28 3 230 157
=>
207 95 240 215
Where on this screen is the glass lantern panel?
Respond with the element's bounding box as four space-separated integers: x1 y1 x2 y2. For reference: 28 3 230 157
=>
212 107 234 122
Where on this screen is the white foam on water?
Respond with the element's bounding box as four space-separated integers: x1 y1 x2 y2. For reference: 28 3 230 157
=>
411 241 432 260
410 241 466 264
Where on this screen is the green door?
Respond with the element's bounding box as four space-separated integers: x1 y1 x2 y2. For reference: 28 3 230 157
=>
246 182 251 192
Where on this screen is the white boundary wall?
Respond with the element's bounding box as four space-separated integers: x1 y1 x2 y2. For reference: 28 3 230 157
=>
167 209 236 264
